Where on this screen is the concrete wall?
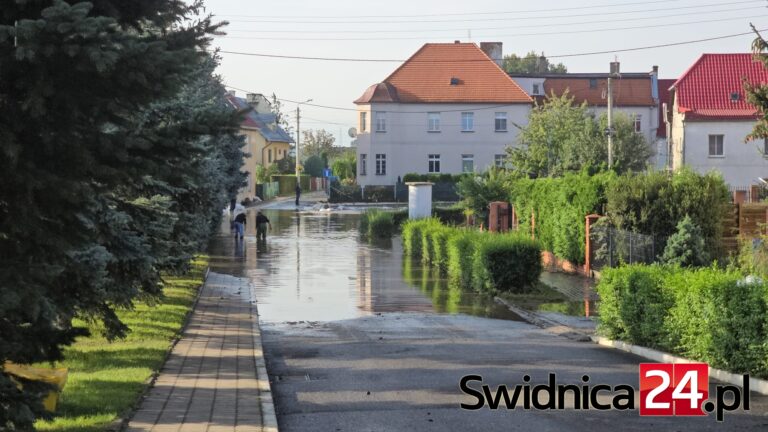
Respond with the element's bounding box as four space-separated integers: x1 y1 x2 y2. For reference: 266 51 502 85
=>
355 102 530 186
511 77 546 97
678 120 767 187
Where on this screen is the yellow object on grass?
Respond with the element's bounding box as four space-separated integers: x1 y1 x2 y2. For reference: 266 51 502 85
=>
3 362 69 412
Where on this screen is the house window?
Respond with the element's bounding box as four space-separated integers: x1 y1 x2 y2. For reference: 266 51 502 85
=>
375 111 387 132
633 115 642 133
375 154 386 175
268 149 273 163
428 112 441 132
244 134 251 154
494 154 506 168
360 112 367 133
428 154 441 173
708 134 724 157
532 83 541 95
495 112 508 132
462 154 474 173
359 154 367 176
461 112 474 132
589 78 598 89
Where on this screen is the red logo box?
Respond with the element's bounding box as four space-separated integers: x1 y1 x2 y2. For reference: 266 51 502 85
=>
639 363 708 416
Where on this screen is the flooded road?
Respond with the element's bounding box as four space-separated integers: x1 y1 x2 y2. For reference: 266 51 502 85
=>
208 208 519 323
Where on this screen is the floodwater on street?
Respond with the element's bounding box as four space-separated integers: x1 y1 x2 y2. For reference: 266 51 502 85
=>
208 208 543 323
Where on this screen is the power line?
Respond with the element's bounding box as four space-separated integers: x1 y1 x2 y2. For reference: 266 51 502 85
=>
225 6 763 35
218 14 765 41
222 0 762 24
215 0 682 19
218 28 765 63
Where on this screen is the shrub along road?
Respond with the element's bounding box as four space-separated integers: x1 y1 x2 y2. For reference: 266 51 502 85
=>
262 312 768 431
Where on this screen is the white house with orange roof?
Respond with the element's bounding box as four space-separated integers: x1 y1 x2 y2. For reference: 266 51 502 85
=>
353 41 533 186
668 53 768 187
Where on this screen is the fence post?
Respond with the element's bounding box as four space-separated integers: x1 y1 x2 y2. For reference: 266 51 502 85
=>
531 211 536 240
585 214 601 276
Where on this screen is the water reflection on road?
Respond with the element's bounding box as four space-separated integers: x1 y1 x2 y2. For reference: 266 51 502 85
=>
208 209 521 323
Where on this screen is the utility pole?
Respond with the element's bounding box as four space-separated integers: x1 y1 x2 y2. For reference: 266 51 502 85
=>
295 99 313 178
607 76 613 168
607 61 620 169
295 105 301 178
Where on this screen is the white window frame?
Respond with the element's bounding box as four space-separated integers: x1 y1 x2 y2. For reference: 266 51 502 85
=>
360 153 367 176
428 154 441 173
708 134 724 157
495 112 508 132
462 154 474 173
375 111 387 132
427 112 441 132
375 153 386 175
494 154 506 168
461 112 474 132
532 83 541 95
360 112 367 133
633 114 642 133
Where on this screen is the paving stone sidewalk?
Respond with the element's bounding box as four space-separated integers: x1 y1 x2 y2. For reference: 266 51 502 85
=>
126 272 277 432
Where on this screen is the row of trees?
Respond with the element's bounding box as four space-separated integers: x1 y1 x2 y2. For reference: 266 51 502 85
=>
0 1 245 428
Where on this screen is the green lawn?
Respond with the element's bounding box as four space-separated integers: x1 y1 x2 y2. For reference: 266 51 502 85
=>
35 257 208 432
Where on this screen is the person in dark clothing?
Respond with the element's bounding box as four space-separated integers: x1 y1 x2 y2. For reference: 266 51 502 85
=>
256 211 272 240
295 184 302 206
233 212 246 239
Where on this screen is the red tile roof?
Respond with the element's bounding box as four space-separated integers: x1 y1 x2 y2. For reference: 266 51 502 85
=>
657 78 676 138
672 54 768 121
354 42 531 104
543 76 655 107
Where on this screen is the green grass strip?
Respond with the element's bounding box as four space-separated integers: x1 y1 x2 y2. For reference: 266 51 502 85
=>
35 256 208 432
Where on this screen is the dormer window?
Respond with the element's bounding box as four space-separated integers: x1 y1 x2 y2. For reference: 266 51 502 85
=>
450 77 460 85
731 92 741 102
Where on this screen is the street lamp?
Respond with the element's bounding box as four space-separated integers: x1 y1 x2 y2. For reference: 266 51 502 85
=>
295 99 313 178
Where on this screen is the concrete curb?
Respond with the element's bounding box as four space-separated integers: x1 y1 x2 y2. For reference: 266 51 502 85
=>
495 296 768 396
249 281 279 432
591 336 768 395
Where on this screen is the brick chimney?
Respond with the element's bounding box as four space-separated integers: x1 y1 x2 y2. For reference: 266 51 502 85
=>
480 42 503 68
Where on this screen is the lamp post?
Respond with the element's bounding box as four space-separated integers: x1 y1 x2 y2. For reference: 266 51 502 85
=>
295 99 313 178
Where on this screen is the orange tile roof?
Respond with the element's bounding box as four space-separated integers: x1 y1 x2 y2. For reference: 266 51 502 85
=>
354 42 531 104
543 76 655 107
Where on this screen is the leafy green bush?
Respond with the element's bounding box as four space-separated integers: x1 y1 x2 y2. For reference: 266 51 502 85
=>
456 168 510 222
402 218 430 256
447 230 481 287
303 155 325 177
363 209 395 239
432 206 465 225
605 168 729 258
661 215 709 267
664 268 768 375
596 264 672 348
471 233 542 294
429 225 458 270
419 218 444 264
402 173 467 184
511 169 614 264
597 264 768 377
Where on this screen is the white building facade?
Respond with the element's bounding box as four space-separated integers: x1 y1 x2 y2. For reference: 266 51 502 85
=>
668 54 768 187
354 42 532 187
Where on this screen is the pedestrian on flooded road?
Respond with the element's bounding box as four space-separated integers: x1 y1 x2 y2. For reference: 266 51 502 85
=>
256 211 272 241
295 184 301 206
234 211 246 239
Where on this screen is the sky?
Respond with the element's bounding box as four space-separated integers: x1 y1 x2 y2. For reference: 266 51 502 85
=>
205 0 768 146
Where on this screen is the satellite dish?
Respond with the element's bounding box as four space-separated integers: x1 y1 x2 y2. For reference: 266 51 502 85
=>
348 127 358 138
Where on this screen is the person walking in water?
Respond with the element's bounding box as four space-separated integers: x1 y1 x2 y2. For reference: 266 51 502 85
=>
233 211 247 240
295 184 301 207
256 211 272 241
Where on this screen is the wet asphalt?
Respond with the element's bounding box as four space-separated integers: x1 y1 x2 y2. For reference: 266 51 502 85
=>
209 206 768 431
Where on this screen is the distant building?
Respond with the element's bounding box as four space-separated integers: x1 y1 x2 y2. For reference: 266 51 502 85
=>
510 67 662 166
225 92 294 201
667 54 768 187
353 41 532 186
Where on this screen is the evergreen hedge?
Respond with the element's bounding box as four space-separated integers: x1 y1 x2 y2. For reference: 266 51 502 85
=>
403 220 542 293
597 265 768 377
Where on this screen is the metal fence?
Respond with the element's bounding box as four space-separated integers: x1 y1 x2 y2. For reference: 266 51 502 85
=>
589 225 667 270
